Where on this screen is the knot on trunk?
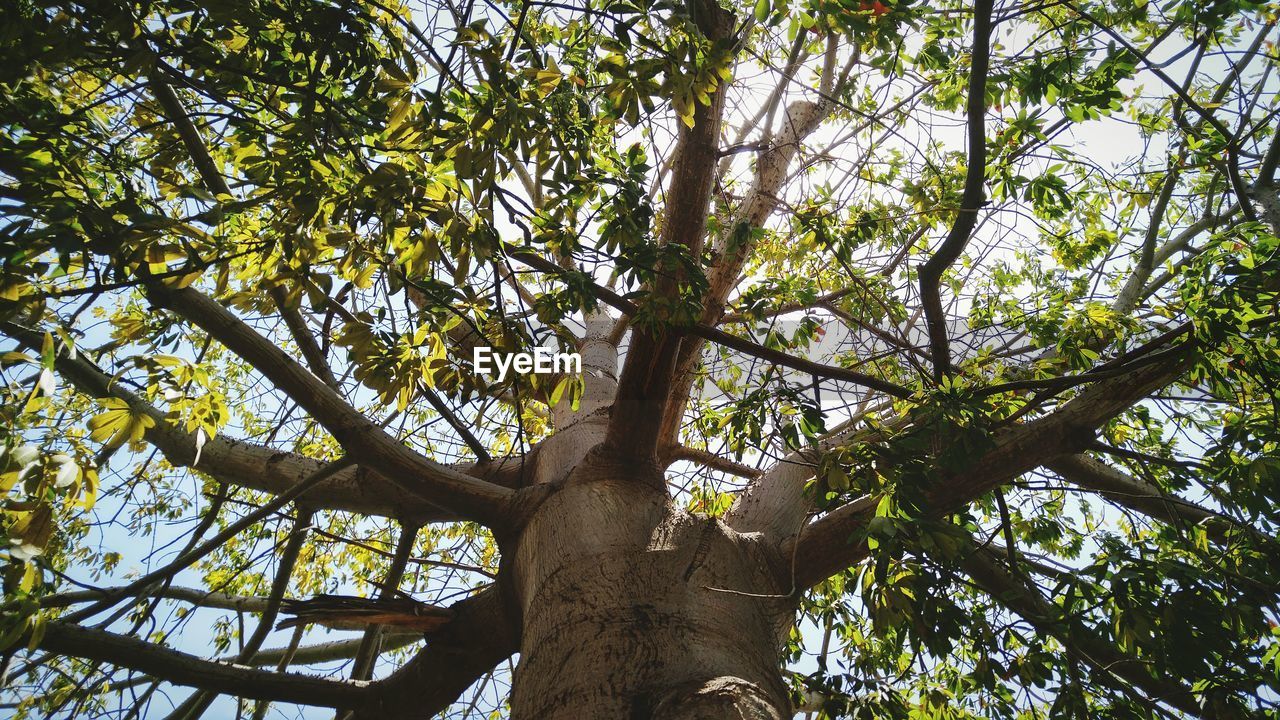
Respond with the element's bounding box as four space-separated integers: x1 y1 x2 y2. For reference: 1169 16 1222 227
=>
650 676 786 720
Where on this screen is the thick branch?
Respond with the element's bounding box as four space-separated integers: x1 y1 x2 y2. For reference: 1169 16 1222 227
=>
792 344 1194 587
1046 454 1275 548
960 545 1205 717
22 622 371 710
918 0 994 379
726 400 901 539
146 286 516 527
606 7 736 462
659 89 850 450
0 320 525 522
354 586 517 720
1113 205 1239 316
146 71 232 198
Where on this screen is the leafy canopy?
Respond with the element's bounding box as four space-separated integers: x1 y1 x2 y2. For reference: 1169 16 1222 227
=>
0 0 1279 717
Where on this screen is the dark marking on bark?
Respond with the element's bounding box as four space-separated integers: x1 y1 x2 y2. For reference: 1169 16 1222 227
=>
631 603 657 631
629 692 654 720
683 517 718 581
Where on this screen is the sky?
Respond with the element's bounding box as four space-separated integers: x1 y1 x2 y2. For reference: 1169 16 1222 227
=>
2 1 1276 718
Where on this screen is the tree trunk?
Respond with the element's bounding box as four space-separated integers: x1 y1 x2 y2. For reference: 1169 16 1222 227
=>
507 448 795 720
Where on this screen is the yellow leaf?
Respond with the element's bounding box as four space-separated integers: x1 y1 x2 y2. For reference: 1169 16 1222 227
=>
87 398 155 448
0 279 28 301
9 504 54 559
77 467 99 511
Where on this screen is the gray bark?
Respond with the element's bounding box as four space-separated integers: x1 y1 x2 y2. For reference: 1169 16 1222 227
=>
507 459 793 720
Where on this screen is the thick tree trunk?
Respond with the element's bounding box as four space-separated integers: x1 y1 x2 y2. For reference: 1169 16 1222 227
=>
507 448 794 720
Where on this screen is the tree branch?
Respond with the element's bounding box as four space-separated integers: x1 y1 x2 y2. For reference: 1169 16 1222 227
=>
1062 1 1260 223
229 633 421 668
605 5 737 463
666 445 762 478
268 285 341 391
64 458 351 624
726 400 901 540
20 622 372 710
145 71 232 198
719 288 854 324
509 252 912 400
0 320 524 522
918 0 994 379
145 286 517 527
959 543 1205 717
350 523 419 681
32 586 270 614
167 507 316 720
791 343 1195 587
1046 454 1276 548
353 586 518 720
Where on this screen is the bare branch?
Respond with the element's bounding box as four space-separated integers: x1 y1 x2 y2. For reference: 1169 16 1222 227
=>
918 0 994 379
230 633 421 668
353 587 517 720
666 445 762 479
167 507 316 719
19 622 371 710
65 458 351 624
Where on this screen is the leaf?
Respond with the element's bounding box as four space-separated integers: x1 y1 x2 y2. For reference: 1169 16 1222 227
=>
9 504 54 560
51 454 79 488
549 375 569 407
193 427 207 467
26 613 46 652
76 467 99 511
36 368 55 397
0 352 35 366
87 398 156 448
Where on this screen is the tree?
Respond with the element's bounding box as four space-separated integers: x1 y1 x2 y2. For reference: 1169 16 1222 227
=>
0 0 1277 717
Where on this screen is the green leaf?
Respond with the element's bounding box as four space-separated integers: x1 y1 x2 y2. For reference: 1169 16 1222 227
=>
754 0 770 22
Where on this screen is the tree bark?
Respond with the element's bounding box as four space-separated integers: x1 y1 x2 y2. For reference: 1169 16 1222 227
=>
504 451 794 720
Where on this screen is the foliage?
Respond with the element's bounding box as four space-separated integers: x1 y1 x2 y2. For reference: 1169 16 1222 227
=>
0 0 1277 717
